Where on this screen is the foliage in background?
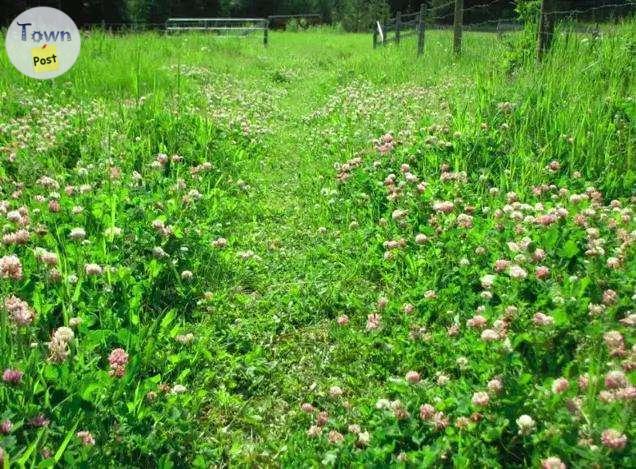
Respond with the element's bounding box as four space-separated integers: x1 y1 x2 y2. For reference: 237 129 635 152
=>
338 0 390 32
0 1 634 27
501 0 541 72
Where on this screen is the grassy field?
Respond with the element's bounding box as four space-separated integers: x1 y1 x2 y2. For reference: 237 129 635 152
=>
0 24 634 467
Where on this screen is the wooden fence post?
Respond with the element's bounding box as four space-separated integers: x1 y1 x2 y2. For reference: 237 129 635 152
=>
417 4 426 57
537 0 555 60
383 19 388 45
263 19 269 47
453 0 463 55
395 11 401 45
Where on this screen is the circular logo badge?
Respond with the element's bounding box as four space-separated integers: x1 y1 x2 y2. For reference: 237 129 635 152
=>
5 7 81 80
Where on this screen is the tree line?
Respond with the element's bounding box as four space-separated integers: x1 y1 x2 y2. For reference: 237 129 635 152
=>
1 1 634 30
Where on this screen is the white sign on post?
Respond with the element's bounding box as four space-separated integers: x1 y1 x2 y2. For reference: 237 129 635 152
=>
376 21 384 44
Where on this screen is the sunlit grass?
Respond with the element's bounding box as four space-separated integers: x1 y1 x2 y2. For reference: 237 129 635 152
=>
0 23 633 466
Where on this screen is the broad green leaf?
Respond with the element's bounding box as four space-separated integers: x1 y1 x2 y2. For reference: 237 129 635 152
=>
559 239 579 259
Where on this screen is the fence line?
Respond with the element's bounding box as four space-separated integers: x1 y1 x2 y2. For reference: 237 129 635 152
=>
425 17 614 37
429 1 456 13
426 1 635 23
81 12 324 35
374 6 426 56
371 1 634 58
442 0 636 56
545 2 636 17
165 17 269 45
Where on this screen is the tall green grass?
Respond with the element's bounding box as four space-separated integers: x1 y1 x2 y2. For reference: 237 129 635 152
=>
0 23 633 466
1 24 632 193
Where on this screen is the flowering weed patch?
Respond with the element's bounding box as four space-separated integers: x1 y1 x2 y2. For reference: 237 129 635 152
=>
0 28 633 466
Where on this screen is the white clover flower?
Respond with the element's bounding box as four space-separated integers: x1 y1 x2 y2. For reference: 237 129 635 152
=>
516 414 536 435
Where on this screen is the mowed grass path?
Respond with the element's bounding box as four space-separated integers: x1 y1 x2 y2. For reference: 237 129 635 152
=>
0 26 633 466
1 30 469 463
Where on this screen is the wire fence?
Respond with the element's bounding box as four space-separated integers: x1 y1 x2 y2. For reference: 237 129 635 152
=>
426 0 635 19
425 1 635 24
370 1 635 58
